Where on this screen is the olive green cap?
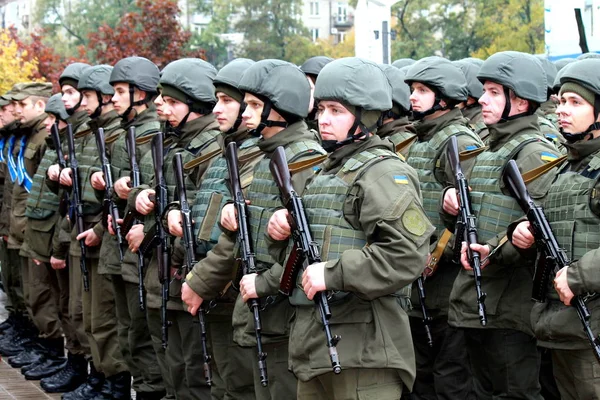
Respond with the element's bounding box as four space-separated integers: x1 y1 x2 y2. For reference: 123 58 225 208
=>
559 59 600 96
214 58 255 103
405 56 468 102
453 59 484 99
12 82 53 101
238 59 310 118
535 56 558 93
59 62 91 89
477 51 547 103
392 58 415 69
78 65 114 95
379 64 410 112
2 83 25 102
300 56 334 76
45 93 69 121
110 56 160 93
554 57 575 71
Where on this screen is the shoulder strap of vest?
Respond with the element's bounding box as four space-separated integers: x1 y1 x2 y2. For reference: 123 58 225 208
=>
340 148 399 185
285 140 326 163
183 148 222 170
429 123 480 150
239 137 260 150
394 134 418 155
135 132 158 145
500 133 541 160
74 128 92 139
187 129 220 156
238 149 263 164
289 154 328 175
459 145 488 162
521 155 568 184
136 120 161 135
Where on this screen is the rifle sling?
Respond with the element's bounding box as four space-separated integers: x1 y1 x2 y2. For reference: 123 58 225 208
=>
183 148 222 170
521 155 567 184
424 228 453 277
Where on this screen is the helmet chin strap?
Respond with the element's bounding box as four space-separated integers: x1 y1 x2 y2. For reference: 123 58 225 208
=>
412 96 446 121
498 87 535 123
251 99 288 137
227 102 246 134
65 93 83 116
562 96 600 142
120 84 148 121
89 92 112 119
322 107 369 153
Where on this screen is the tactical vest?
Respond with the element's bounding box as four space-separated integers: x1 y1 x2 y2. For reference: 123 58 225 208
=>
76 131 104 216
471 120 487 136
469 133 540 242
543 154 600 300
291 147 412 309
387 131 416 148
25 148 60 220
112 120 160 184
406 124 483 233
246 140 326 269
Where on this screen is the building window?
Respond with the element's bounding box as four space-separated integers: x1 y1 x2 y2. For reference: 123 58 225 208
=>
311 28 319 42
338 32 346 43
310 1 319 16
337 3 347 22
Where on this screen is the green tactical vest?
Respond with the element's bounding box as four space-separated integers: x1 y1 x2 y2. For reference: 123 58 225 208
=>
469 133 540 242
290 147 412 309
406 124 483 233
543 154 600 300
387 131 416 148
246 140 326 269
25 147 60 220
191 137 260 256
76 131 104 216
112 120 160 184
471 120 487 136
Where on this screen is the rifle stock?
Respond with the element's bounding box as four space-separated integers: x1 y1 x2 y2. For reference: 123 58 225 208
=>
50 123 70 217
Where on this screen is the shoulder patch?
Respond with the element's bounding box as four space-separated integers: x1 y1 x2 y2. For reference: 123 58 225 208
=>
394 175 409 185
402 206 428 236
541 151 558 162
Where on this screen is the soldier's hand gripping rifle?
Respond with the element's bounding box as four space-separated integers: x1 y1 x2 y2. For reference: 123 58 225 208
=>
95 127 124 262
225 142 268 386
173 152 213 386
503 159 600 362
447 135 487 326
269 146 342 374
124 127 147 311
50 122 70 217
66 123 89 292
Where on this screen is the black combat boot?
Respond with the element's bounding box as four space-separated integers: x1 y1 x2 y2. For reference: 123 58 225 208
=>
0 329 35 356
23 337 66 380
62 361 105 400
8 340 46 368
0 313 17 333
40 352 88 393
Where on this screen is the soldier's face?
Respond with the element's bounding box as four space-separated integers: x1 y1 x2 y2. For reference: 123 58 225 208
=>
112 83 131 115
162 95 191 127
213 92 241 132
409 82 436 112
44 114 56 133
15 97 43 123
154 93 166 121
81 90 100 116
556 92 596 134
0 104 15 126
317 100 356 142
242 93 264 130
479 81 506 125
61 84 81 111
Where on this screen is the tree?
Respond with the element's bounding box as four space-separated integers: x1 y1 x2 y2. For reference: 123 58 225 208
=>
283 30 356 65
87 0 205 69
0 30 42 93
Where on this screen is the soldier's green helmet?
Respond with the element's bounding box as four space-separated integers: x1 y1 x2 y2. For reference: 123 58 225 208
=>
314 57 392 151
554 57 575 71
45 93 69 122
238 59 310 135
535 56 558 97
404 56 468 119
557 59 600 141
577 52 600 60
77 65 114 119
300 56 334 80
463 57 484 67
59 62 91 115
109 56 160 118
214 58 255 133
477 51 547 120
453 59 484 100
392 58 415 69
379 64 411 118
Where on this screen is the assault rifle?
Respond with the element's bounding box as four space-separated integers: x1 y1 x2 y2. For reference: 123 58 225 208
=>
416 276 433 347
503 159 600 362
50 122 69 217
95 127 124 262
66 123 89 292
173 152 213 385
123 127 147 311
226 142 268 386
447 135 487 326
269 145 341 374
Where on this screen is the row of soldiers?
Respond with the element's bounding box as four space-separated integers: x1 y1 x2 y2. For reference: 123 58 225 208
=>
0 49 596 400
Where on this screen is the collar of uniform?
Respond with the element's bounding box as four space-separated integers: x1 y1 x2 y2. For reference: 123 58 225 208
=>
415 107 464 141
89 110 121 133
376 116 415 139
323 135 395 173
461 104 482 123
122 103 159 131
565 136 600 163
487 114 539 151
67 110 91 133
173 113 218 147
218 127 251 155
21 112 47 132
257 120 314 155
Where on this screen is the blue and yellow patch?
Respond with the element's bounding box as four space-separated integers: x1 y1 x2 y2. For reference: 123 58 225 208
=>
465 145 479 151
541 152 558 162
394 175 409 184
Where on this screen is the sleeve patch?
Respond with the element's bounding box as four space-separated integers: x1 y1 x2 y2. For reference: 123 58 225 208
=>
541 151 558 162
401 207 428 236
394 175 408 184
465 145 478 151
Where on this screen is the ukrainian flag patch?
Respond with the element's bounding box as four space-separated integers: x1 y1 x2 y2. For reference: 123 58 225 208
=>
541 152 558 162
394 175 409 184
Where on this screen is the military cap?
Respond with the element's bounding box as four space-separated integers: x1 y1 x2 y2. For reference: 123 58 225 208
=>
45 93 69 121
78 65 115 95
11 82 53 101
405 56 469 102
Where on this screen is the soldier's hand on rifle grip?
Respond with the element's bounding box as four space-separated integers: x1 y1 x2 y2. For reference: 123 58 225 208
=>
136 189 156 215
220 203 238 231
167 209 184 237
91 171 106 190
59 167 73 186
126 224 145 252
267 209 291 241
442 188 460 216
114 176 132 199
240 273 259 302
48 164 61 181
181 282 204 316
460 242 491 270
302 262 327 300
106 215 123 236
511 221 535 249
77 228 102 247
554 266 574 306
